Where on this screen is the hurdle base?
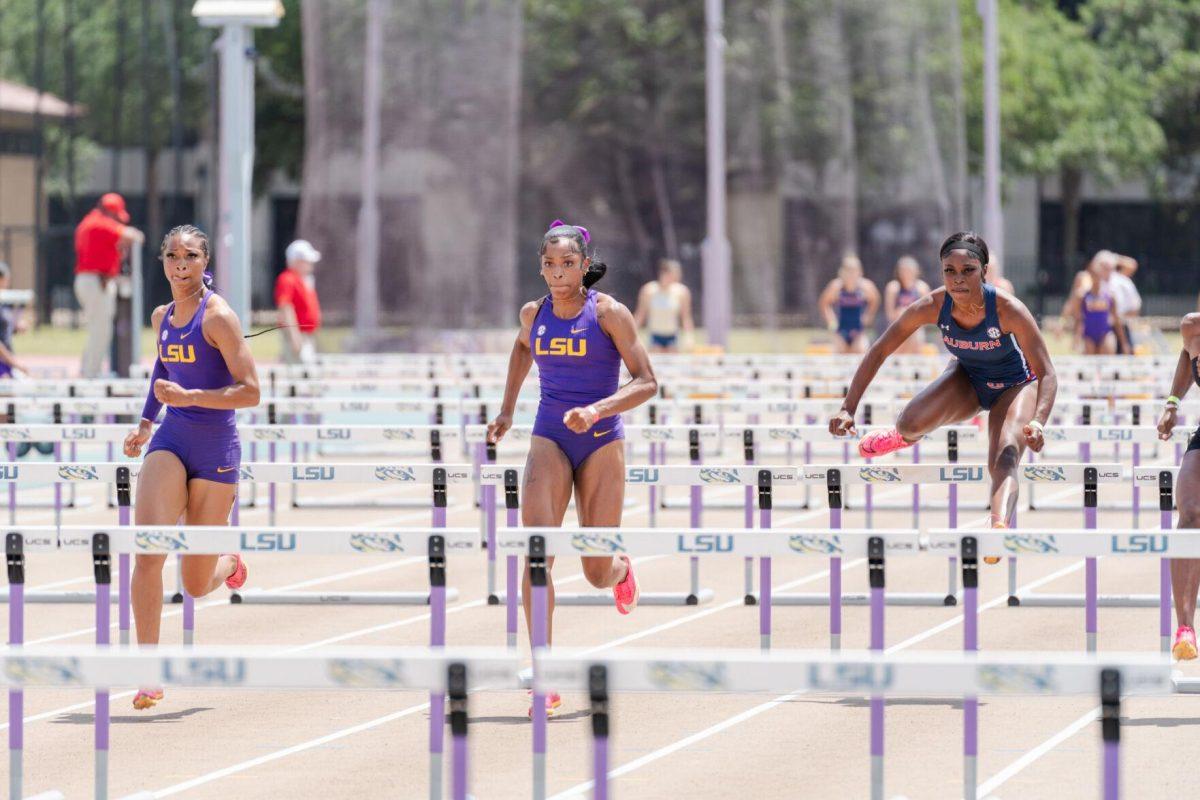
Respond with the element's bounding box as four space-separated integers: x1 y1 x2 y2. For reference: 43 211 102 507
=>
1014 592 1166 608
490 589 714 607
659 498 811 511
228 589 459 606
0 590 174 604
771 591 959 607
20 497 94 510
1174 677 1200 694
291 498 429 510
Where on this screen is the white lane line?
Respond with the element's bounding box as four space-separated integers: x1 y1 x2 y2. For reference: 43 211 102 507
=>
976 705 1099 798
546 555 1103 800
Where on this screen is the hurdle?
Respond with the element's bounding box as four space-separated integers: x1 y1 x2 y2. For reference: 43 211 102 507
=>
0 462 473 624
5 526 477 800
540 648 1171 800
483 464 769 615
0 645 515 800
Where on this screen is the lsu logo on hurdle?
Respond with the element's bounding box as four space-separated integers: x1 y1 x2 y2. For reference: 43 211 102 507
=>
789 535 843 555
136 530 189 551
571 532 626 554
349 533 406 553
677 534 734 553
240 532 296 551
977 665 1056 693
4 657 83 686
1023 465 1067 482
58 465 99 481
0 465 18 481
328 659 407 688
375 466 416 482
939 466 983 482
1003 534 1058 554
647 661 727 691
317 428 351 440
859 466 901 483
628 468 660 483
292 466 335 481
162 658 246 686
699 468 741 484
1111 534 1167 554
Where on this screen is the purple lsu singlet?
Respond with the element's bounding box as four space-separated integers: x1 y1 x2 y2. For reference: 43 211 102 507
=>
146 290 241 483
1081 290 1114 343
530 290 624 470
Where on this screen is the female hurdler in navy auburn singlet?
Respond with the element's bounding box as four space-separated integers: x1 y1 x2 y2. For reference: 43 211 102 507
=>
1154 313 1200 661
829 231 1058 539
122 225 261 710
488 221 657 717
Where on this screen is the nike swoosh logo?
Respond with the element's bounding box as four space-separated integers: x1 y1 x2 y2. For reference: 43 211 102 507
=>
216 466 237 473
593 429 614 438
570 327 588 335
180 332 191 339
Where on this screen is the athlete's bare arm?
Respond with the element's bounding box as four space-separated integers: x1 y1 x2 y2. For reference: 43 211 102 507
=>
154 297 260 410
562 294 657 434
1158 314 1200 440
679 284 695 333
829 291 941 435
883 280 900 322
632 283 651 329
818 279 842 329
487 301 539 443
996 292 1056 451
1112 303 1129 353
862 279 882 326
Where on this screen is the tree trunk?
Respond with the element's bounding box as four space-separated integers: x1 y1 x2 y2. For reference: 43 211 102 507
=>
650 142 679 260
765 0 790 332
1060 166 1083 280
834 5 858 255
613 148 654 268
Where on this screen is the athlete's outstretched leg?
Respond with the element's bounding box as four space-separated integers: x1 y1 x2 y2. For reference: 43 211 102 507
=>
859 362 980 458
132 451 188 647
1172 450 1200 659
574 440 631 591
985 381 1039 527
179 478 239 598
520 436 572 648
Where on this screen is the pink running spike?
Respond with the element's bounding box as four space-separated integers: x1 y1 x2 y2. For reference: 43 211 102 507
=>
613 555 639 615
1173 626 1197 661
224 554 248 590
857 428 915 459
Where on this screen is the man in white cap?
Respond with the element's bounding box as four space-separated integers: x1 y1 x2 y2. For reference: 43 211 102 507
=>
274 239 322 364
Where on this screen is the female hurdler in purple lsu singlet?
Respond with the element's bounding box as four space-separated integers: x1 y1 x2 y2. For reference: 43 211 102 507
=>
123 224 261 712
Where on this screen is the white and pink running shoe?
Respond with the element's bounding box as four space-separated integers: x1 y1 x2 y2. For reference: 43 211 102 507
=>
857 428 915 459
613 555 639 615
1173 625 1198 661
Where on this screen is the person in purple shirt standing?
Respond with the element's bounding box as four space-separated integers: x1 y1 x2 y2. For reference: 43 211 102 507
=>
122 225 261 710
488 220 657 717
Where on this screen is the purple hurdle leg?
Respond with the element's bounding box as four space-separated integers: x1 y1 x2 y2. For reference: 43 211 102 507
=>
95 558 111 800
1085 498 1098 652
947 482 959 605
830 504 842 652
430 577 447 798
7 442 15 525
963 536 979 798
911 444 920 528
506 507 518 649
1132 443 1140 528
760 503 772 650
54 443 62 528
648 441 658 528
868 536 885 800
689 445 701 602
744 441 755 604
1161 498 1173 654
268 442 277 527
9 534 24 799
451 727 468 800
118 509 131 646
183 590 195 646
530 538 549 800
593 734 608 800
484 482 497 602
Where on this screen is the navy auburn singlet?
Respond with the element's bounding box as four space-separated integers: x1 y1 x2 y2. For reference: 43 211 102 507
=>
938 283 1035 409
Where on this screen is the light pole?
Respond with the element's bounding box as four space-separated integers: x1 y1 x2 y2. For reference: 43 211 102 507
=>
702 0 732 349
979 0 1004 272
192 1 283 327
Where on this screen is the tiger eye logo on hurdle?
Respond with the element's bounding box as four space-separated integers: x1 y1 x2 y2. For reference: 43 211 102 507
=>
858 466 901 483
373 466 416 482
699 468 741 484
238 466 254 481
4 657 83 685
768 428 803 440
349 533 406 553
161 657 246 686
939 466 983 482
0 428 31 440
1022 465 1067 482
1043 428 1068 441
252 429 286 441
135 530 189 551
976 665 1056 693
328 659 407 688
57 465 98 481
788 535 843 555
677 534 734 553
807 663 895 692
292 465 335 481
1111 534 1167 554
317 428 352 440
642 428 675 441
571 532 626 554
340 401 371 412
646 662 727 691
1002 534 1058 554
240 532 297 551
627 468 660 483
383 428 417 441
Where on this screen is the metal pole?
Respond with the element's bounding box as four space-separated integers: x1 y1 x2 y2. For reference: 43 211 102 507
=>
979 0 1004 271
702 0 732 349
130 247 143 368
355 0 384 344
215 24 253 326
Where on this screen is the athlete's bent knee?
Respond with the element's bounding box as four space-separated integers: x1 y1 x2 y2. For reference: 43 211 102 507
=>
989 443 1021 477
1179 506 1200 530
580 556 615 587
181 573 215 598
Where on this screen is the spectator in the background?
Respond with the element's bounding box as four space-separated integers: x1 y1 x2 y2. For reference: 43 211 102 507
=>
275 239 322 364
0 263 29 378
883 256 931 354
74 193 144 378
1111 254 1142 354
819 255 880 354
634 259 694 352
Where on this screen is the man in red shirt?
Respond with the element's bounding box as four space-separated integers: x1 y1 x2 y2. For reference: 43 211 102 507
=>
275 239 322 364
74 193 144 377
